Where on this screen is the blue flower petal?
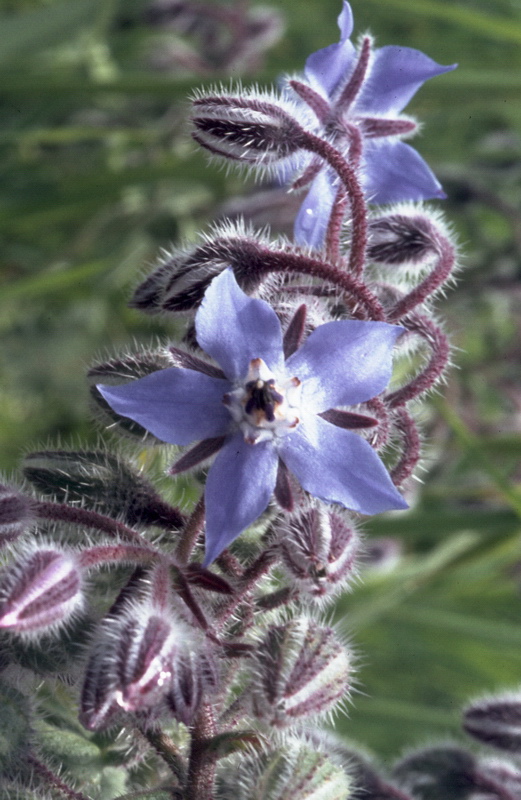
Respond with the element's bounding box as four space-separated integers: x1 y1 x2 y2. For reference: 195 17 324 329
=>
304 1 356 96
286 320 403 413
278 416 408 515
195 269 284 382
362 139 446 204
203 433 278 564
294 170 336 248
98 369 232 445
356 45 457 116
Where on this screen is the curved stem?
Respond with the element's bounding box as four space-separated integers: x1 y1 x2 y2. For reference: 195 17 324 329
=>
34 500 145 544
296 131 368 278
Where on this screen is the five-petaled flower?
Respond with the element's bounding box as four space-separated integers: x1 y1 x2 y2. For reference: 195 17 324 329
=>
289 0 457 248
98 270 407 565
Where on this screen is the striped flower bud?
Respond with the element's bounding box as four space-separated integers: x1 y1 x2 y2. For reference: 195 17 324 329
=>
166 648 218 726
129 222 272 315
0 548 83 634
464 694 521 753
216 739 350 800
251 617 350 726
277 506 359 601
0 484 35 546
367 210 437 265
191 88 308 168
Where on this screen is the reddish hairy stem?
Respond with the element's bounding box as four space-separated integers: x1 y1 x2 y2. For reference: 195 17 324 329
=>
387 231 456 321
325 185 349 263
77 544 158 569
262 249 384 320
175 495 206 566
186 703 217 800
296 130 368 277
34 500 145 544
386 313 450 407
390 408 422 486
27 754 91 800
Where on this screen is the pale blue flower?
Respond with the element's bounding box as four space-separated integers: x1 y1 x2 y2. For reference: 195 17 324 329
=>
98 270 407 564
292 1 457 247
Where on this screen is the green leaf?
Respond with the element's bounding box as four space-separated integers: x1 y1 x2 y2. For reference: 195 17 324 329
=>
0 0 99 66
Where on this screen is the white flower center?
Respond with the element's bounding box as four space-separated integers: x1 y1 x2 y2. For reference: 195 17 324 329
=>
223 357 302 444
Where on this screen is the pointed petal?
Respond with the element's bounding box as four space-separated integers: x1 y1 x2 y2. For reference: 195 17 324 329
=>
97 369 231 445
278 416 408 515
203 433 278 565
356 45 457 115
362 139 446 204
294 170 336 249
195 269 284 381
286 320 403 413
304 2 356 96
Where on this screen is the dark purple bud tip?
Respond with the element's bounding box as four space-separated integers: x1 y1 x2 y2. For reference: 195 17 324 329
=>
0 485 36 546
191 90 305 165
464 694 521 752
0 549 82 634
368 213 436 265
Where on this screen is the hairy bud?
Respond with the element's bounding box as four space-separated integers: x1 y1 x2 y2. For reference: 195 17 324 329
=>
191 89 307 167
23 450 183 531
463 694 521 753
251 617 350 726
368 212 436 265
0 484 36 546
276 506 359 601
216 739 350 800
130 224 273 315
393 746 478 800
166 647 218 726
0 548 83 634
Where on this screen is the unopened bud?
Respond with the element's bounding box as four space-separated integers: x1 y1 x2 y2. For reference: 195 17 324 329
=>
191 89 306 166
166 647 218 726
0 484 35 546
23 450 183 531
130 223 271 315
368 212 436 265
464 694 521 753
277 506 359 601
393 746 478 800
0 548 83 634
216 739 350 800
251 617 350 726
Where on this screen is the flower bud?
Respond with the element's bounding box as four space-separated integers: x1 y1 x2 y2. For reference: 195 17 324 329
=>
216 739 350 800
367 211 436 265
191 89 307 167
392 746 478 800
276 506 359 601
129 223 271 315
0 548 83 634
113 613 177 713
251 617 350 726
166 647 218 726
23 449 183 531
0 484 36 546
463 694 521 753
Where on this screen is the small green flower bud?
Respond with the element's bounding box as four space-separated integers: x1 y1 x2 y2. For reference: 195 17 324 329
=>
251 617 350 726
216 739 350 800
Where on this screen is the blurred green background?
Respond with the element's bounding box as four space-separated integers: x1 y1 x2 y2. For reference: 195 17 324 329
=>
1 0 521 767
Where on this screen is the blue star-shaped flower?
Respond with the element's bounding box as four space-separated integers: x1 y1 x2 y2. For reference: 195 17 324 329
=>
98 270 407 564
291 1 457 248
